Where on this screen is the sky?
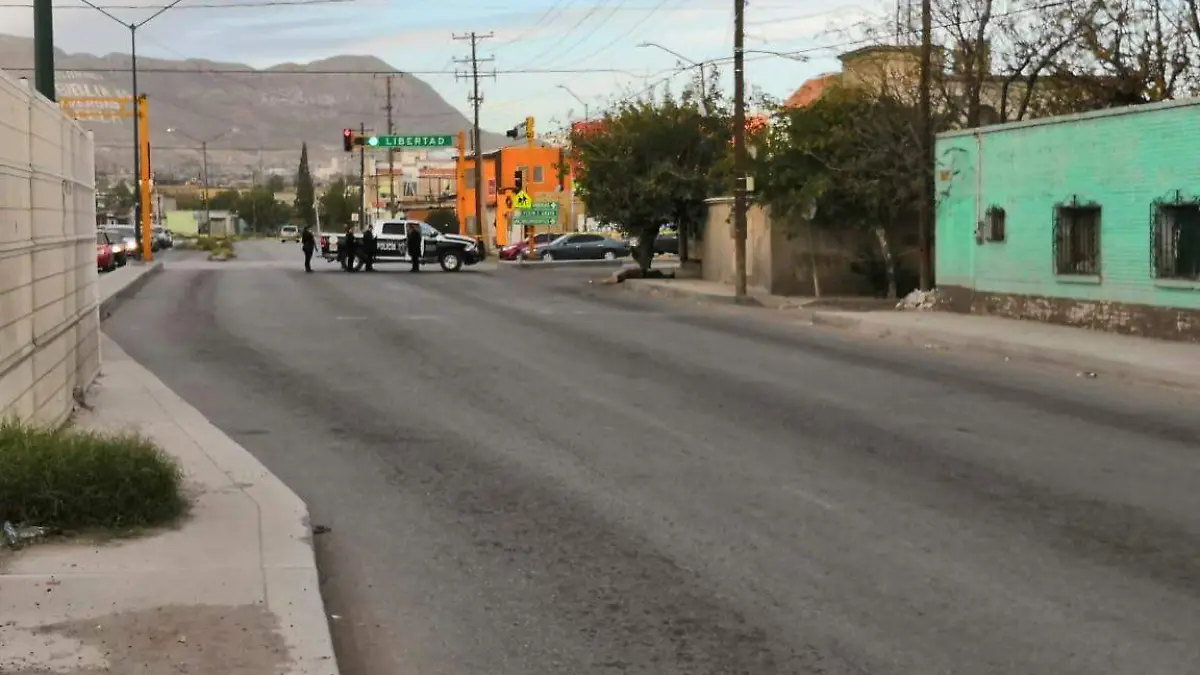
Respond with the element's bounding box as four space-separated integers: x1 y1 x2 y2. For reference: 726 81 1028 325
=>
0 0 884 132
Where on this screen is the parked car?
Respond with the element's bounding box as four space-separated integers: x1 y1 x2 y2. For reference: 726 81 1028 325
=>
152 226 174 249
96 231 117 272
501 232 560 261
280 225 300 243
102 226 139 262
535 233 630 261
633 234 678 257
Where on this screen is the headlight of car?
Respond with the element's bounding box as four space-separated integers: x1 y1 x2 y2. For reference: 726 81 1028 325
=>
110 245 121 253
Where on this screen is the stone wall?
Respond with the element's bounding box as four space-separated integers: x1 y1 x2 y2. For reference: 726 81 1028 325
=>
0 71 100 423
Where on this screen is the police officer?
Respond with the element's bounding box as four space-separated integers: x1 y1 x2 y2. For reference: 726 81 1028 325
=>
361 223 377 272
301 226 315 273
406 221 422 272
340 225 357 272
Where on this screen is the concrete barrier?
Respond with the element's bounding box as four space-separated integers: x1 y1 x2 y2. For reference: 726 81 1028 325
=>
0 70 100 425
99 262 164 322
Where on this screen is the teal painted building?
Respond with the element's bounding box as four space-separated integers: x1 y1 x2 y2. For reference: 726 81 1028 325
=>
935 99 1200 341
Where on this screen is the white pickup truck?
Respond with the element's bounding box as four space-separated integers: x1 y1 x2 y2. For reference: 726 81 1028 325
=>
322 220 486 272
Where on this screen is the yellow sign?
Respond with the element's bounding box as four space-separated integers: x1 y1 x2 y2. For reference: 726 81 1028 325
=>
513 190 533 210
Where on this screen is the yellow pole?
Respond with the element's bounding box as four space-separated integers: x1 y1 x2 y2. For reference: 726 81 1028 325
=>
137 95 153 261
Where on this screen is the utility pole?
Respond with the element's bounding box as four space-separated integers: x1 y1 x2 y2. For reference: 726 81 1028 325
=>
732 0 748 299
454 31 495 246
32 0 55 101
359 121 367 230
376 73 401 216
201 140 211 234
917 0 934 290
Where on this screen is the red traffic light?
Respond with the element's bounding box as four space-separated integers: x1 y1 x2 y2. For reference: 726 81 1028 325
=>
343 128 353 152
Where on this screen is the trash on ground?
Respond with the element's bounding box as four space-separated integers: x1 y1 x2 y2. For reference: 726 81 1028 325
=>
896 288 945 311
2 521 48 549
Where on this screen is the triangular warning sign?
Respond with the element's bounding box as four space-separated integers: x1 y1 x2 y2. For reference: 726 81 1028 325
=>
514 190 532 209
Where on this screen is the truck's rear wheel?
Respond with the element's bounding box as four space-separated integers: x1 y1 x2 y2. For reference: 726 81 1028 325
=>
440 251 463 272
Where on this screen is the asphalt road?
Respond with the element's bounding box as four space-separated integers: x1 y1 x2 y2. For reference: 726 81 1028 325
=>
106 241 1200 675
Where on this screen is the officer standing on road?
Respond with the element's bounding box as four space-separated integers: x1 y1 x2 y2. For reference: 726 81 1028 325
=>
340 225 357 272
301 226 315 273
361 223 377 272
406 221 422 273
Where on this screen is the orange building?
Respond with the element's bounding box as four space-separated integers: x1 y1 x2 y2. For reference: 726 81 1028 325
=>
457 142 574 247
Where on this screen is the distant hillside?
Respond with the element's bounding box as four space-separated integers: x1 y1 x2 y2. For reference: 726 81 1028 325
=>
0 34 503 175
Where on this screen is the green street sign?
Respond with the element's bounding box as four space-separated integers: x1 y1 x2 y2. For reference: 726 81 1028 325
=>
365 135 455 148
513 201 560 226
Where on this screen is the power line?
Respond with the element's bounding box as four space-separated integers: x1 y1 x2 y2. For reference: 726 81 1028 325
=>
453 31 494 243
0 0 352 7
562 0 677 68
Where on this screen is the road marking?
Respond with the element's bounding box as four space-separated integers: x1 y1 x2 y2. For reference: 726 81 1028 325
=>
783 484 838 511
335 316 367 321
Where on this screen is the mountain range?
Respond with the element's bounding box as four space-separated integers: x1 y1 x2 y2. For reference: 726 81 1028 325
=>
0 34 502 175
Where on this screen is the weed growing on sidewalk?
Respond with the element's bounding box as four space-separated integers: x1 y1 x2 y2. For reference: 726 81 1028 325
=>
0 421 187 532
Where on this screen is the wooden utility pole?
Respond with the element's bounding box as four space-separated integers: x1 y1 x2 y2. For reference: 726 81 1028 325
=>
358 121 367 229
376 73 401 216
917 0 934 290
454 31 495 246
732 0 748 299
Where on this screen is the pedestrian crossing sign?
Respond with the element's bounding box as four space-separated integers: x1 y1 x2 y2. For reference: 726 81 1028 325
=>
513 190 533 210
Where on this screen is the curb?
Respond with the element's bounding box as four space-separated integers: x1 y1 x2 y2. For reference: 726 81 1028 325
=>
100 261 163 322
502 259 629 270
809 311 1199 392
97 336 341 675
622 279 814 310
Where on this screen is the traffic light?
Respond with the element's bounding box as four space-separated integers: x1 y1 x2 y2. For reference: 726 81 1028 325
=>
343 128 353 152
513 170 523 193
524 116 535 141
505 125 520 140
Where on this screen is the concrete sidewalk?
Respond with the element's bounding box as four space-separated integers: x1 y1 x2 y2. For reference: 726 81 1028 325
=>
0 264 339 675
624 278 1200 392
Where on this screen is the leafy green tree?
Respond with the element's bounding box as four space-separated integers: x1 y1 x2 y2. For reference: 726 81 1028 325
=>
237 186 292 232
108 180 134 211
208 189 242 212
754 87 927 298
267 174 286 193
424 208 458 234
295 143 316 228
570 84 731 271
319 178 356 230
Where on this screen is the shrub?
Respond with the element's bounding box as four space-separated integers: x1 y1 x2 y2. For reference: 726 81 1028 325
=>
0 421 187 531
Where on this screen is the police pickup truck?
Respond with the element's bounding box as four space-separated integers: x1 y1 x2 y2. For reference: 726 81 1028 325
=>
331 220 486 272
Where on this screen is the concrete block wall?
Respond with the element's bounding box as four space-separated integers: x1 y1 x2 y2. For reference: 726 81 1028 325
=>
0 70 100 424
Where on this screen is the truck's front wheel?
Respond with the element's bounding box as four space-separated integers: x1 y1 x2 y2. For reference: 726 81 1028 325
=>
440 251 463 272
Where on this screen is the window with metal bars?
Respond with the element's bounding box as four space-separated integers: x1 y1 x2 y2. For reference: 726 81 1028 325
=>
984 206 1006 242
1152 203 1200 280
1053 204 1101 276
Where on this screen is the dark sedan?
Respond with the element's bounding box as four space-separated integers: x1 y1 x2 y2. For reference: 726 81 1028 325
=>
536 233 630 262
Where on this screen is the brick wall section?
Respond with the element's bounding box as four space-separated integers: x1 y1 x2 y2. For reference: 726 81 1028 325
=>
934 98 1200 340
0 71 101 423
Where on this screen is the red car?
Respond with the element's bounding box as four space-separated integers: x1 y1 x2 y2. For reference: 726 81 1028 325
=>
499 232 561 261
96 231 117 272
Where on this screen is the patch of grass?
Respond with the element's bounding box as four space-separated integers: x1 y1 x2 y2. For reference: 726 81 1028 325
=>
0 421 187 531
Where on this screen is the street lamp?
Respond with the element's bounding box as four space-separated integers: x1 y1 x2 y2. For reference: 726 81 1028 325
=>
638 42 707 101
167 127 238 234
557 84 589 121
637 42 811 103
77 0 188 253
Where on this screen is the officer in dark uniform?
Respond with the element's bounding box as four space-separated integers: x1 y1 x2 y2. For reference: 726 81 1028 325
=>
361 224 376 272
301 226 315 272
406 222 422 272
340 225 357 272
